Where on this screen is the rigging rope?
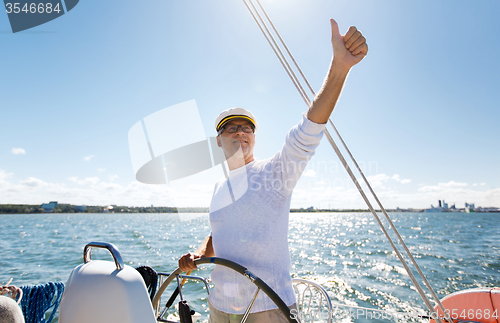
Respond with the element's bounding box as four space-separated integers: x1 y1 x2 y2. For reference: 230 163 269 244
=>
242 0 311 107
20 282 64 323
241 1 451 322
329 121 449 318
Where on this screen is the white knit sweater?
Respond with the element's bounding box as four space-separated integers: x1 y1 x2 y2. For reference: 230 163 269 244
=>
208 114 325 314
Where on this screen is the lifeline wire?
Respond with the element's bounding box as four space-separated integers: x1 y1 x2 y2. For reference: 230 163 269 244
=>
241 1 451 322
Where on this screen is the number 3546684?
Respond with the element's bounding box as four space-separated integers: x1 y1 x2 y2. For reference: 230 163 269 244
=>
5 3 62 14
444 308 498 320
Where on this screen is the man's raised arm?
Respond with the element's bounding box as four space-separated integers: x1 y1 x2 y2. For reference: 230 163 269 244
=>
306 19 368 124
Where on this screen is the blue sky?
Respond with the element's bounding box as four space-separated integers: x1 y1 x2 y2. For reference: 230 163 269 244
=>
1 0 499 209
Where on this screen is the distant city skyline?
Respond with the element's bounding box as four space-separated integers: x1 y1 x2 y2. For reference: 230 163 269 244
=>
2 200 499 214
1 1 499 209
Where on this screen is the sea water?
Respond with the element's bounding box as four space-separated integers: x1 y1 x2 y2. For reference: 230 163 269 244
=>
1 212 499 322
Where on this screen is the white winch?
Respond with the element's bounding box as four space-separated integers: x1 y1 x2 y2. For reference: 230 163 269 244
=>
59 242 156 323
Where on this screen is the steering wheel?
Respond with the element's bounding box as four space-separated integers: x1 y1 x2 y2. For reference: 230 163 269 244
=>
152 257 299 323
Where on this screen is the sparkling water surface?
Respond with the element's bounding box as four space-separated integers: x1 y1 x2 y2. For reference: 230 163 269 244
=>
1 212 499 322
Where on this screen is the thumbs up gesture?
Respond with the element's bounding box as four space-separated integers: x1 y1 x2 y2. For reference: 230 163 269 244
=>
330 19 368 69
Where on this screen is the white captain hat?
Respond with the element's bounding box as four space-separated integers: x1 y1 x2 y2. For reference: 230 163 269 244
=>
215 107 258 133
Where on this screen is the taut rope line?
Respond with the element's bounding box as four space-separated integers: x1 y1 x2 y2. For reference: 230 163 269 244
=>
241 1 451 322
329 121 449 320
253 0 316 98
241 0 311 107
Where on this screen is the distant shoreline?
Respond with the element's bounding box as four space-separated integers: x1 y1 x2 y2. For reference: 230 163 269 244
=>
1 204 498 214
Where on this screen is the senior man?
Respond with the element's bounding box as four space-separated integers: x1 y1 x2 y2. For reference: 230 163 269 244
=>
179 19 368 322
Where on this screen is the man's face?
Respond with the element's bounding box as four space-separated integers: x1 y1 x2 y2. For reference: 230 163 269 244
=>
217 118 256 163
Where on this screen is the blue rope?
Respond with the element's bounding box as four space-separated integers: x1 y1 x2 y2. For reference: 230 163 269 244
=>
20 282 65 323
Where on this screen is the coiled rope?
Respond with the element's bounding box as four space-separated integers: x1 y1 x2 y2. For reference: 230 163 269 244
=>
136 265 158 301
241 1 451 322
20 282 64 323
